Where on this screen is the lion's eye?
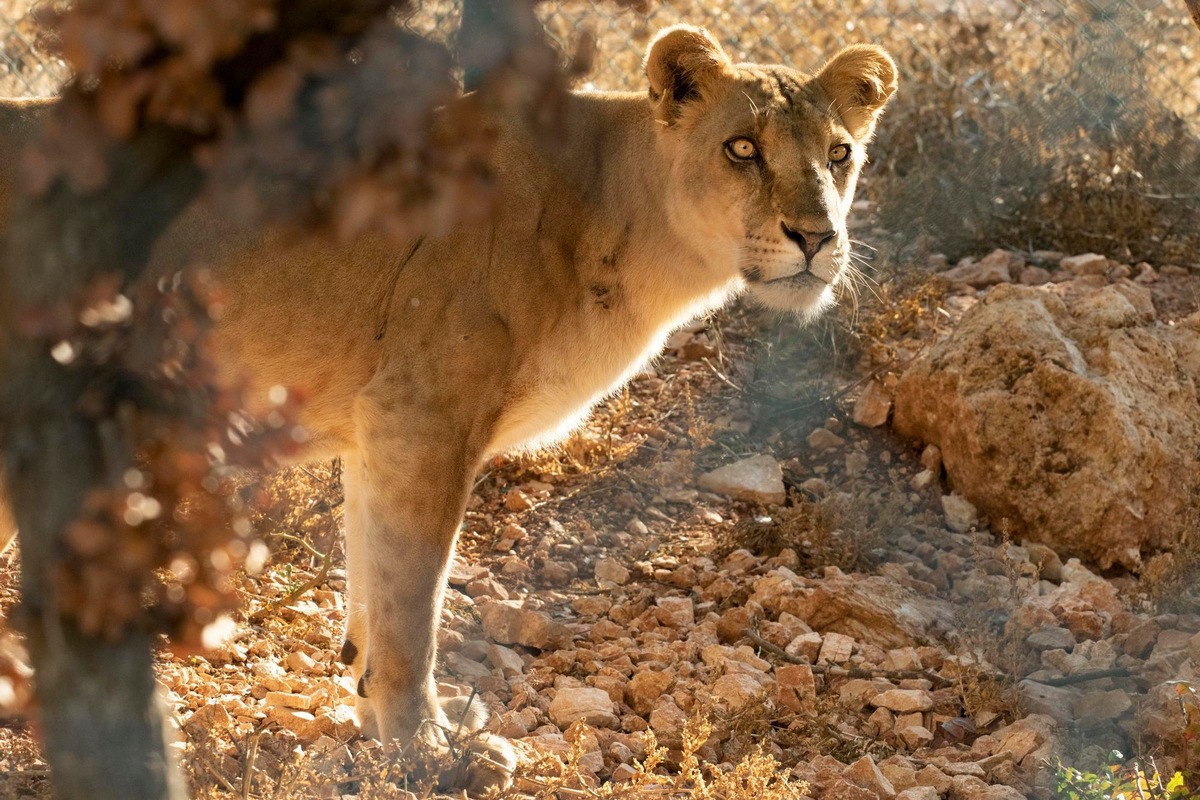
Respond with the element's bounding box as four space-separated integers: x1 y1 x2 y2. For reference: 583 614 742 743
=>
829 144 852 164
725 138 759 161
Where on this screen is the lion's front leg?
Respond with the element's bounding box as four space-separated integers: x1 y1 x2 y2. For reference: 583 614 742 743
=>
340 393 515 793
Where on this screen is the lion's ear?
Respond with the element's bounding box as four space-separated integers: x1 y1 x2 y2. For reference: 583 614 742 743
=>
645 26 733 125
816 44 898 141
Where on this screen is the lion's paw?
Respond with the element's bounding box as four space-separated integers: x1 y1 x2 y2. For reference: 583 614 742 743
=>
438 731 517 796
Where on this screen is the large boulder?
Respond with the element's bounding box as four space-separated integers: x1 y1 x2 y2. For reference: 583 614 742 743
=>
894 283 1200 569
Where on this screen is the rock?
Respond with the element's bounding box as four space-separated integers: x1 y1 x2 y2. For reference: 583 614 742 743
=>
625 671 673 716
872 689 933 713
548 687 618 729
712 673 766 711
1073 689 1132 721
795 574 952 649
494 522 527 551
648 696 688 743
1060 253 1109 275
808 427 847 451
1024 543 1063 582
941 494 978 533
264 691 316 711
854 380 893 428
447 558 490 586
479 601 572 650
786 631 823 662
285 651 316 672
818 632 856 664
656 597 694 628
1018 266 1052 285
776 664 816 712
1018 680 1078 724
897 725 934 750
185 702 232 734
697 454 786 505
1025 626 1075 651
486 644 525 676
943 249 1015 287
896 789 939 800
594 558 630 585
893 285 1200 568
844 754 896 798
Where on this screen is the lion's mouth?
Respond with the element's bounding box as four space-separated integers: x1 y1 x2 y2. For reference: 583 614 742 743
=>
764 270 829 288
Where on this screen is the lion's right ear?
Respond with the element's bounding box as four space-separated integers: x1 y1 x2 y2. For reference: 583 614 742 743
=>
645 26 733 125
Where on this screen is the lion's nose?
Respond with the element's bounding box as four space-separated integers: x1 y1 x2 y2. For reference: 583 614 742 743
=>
781 223 835 265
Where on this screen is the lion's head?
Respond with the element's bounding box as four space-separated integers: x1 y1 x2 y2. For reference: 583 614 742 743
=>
645 26 897 318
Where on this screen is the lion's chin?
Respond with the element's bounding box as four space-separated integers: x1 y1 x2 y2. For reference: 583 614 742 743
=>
746 273 837 321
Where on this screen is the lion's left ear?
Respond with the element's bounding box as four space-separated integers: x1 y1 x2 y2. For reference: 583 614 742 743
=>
815 44 898 141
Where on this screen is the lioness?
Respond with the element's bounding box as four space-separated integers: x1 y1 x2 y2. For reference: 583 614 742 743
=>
0 25 895 792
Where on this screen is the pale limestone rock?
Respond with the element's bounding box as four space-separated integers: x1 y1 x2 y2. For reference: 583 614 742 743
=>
625 670 674 716
894 285 1200 568
697 454 786 505
712 673 766 711
548 687 618 729
479 600 572 650
1060 252 1109 275
872 689 933 713
853 379 893 428
941 494 978 533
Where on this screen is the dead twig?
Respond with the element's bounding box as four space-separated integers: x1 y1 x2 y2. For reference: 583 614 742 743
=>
1031 667 1132 687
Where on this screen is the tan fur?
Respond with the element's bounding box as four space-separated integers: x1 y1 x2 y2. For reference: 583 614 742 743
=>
0 27 894 792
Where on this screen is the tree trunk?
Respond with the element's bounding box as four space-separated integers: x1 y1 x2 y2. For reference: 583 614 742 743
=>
1187 0 1200 31
1 124 201 800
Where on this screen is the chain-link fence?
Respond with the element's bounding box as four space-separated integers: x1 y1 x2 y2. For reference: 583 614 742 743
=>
3 0 1199 261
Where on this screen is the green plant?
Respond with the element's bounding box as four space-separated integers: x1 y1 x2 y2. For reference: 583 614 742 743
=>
1053 752 1189 800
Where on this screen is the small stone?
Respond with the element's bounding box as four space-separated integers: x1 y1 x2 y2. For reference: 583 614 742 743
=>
909 469 936 490
1025 543 1064 582
447 559 489 586
941 494 978 532
844 754 896 799
808 428 847 452
1073 689 1132 721
626 671 674 716
1018 266 1052 285
479 601 572 650
818 632 856 664
872 689 933 713
285 651 316 673
896 789 939 800
943 249 1014 287
853 380 893 428
594 558 630 586
1025 626 1075 651
712 673 766 711
548 687 618 729
185 703 233 734
776 664 816 712
697 454 786 505
1060 253 1109 275
494 523 527 551
486 644 524 676
897 725 934 750
920 444 942 474
656 596 694 628
786 631 823 662
264 691 316 711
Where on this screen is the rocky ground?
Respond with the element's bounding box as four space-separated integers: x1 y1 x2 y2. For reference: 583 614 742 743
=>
1 245 1200 800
